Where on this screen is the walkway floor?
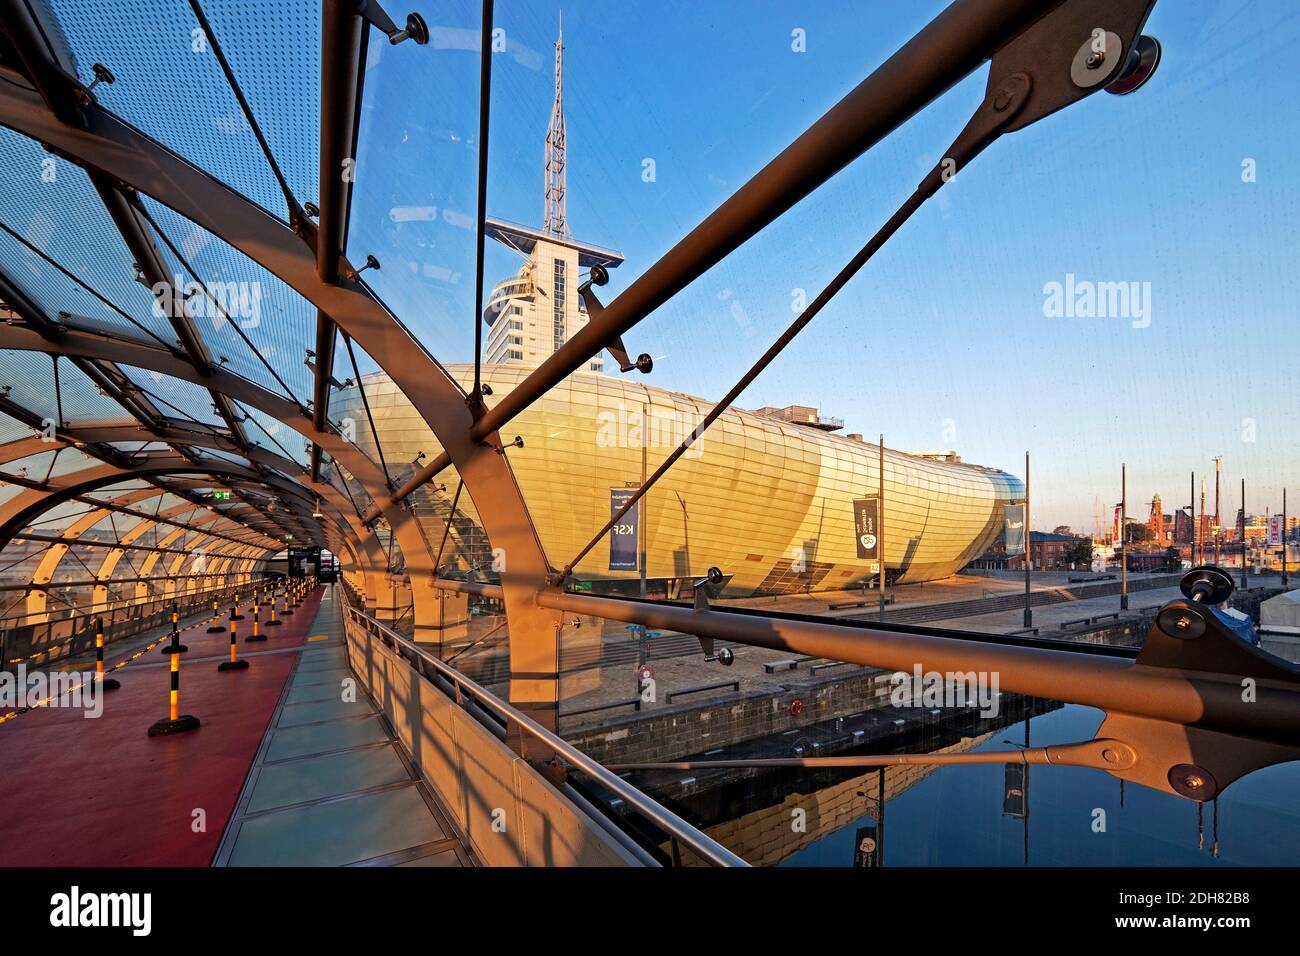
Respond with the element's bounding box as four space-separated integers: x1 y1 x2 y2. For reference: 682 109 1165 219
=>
214 587 472 867
0 584 473 867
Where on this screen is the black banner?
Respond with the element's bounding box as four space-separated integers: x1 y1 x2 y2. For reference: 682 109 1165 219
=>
853 497 880 561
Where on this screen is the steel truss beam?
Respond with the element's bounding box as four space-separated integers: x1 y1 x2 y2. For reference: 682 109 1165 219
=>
0 325 407 618
0 0 1181 747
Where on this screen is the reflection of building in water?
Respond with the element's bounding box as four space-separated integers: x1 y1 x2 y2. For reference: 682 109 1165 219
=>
646 697 1058 866
335 366 1023 594
672 732 995 867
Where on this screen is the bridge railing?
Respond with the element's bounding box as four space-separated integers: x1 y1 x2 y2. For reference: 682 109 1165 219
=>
338 588 746 867
0 579 273 667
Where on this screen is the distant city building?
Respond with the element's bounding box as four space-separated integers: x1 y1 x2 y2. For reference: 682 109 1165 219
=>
974 530 1091 571
1148 495 1166 543
481 27 624 371
1030 531 1092 570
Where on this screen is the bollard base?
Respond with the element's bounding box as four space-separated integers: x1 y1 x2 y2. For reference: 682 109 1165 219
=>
205 624 225 633
231 614 246 621
281 611 294 616
97 675 121 692
160 643 189 655
244 635 267 643
148 714 200 737
265 620 283 627
217 659 250 671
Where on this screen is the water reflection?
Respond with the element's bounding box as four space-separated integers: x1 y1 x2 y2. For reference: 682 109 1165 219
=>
780 706 1300 867
607 700 1300 866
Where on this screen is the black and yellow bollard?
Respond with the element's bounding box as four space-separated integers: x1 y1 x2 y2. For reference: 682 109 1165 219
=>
245 599 266 642
266 586 282 627
161 602 188 655
218 609 250 671
206 597 224 633
232 591 245 621
148 632 200 736
281 583 294 617
93 617 120 692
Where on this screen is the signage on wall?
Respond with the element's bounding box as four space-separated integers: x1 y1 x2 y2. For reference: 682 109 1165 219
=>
609 488 640 571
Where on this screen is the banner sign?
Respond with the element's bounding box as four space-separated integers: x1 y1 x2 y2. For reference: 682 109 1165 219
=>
1004 504 1026 556
853 822 880 867
853 498 880 560
1269 514 1283 546
609 489 640 571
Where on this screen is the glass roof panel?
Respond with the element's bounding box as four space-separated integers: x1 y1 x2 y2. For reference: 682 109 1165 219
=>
199 0 321 209
118 365 226 428
140 196 315 406
52 357 136 422
0 350 57 425
236 401 310 468
45 0 287 215
0 448 57 481
0 411 35 445
346 0 480 364
0 127 176 345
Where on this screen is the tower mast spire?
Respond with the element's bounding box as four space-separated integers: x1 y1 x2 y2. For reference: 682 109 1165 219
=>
543 15 569 237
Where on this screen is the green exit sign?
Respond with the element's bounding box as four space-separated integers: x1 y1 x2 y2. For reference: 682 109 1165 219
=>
210 490 232 501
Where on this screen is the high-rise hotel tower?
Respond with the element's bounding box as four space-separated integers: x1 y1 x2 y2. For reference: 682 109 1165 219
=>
482 25 623 370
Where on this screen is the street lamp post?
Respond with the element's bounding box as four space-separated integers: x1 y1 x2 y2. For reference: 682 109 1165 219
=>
1120 463 1128 611
1241 477 1248 590
878 434 886 621
1213 456 1222 565
1283 488 1289 587
1023 450 1032 628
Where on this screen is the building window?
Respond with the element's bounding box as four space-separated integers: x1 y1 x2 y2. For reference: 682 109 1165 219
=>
509 320 523 331
552 258 566 352
508 335 522 345
508 350 523 360
589 362 603 371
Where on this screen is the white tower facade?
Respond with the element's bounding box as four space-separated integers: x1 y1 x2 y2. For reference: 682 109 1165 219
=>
482 25 622 371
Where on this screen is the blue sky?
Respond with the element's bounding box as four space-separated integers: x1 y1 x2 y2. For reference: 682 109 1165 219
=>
345 0 1300 532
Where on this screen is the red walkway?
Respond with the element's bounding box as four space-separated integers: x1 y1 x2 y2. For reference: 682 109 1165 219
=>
0 589 324 866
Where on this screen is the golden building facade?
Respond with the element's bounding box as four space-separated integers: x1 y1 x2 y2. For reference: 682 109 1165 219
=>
337 365 1023 594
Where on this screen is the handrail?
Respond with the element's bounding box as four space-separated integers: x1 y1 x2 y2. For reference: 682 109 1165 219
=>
1 578 274 666
337 588 748 867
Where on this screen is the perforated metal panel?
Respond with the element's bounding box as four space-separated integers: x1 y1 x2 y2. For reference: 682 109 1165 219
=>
0 126 176 344
142 197 315 406
47 0 290 215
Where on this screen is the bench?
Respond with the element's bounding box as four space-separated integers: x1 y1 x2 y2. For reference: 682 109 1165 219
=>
763 659 799 673
810 660 850 675
559 697 641 718
828 595 894 610
666 680 740 703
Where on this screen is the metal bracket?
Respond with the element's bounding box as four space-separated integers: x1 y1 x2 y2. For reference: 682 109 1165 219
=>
355 1 429 46
987 0 1158 133
579 269 653 374
1093 584 1300 800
